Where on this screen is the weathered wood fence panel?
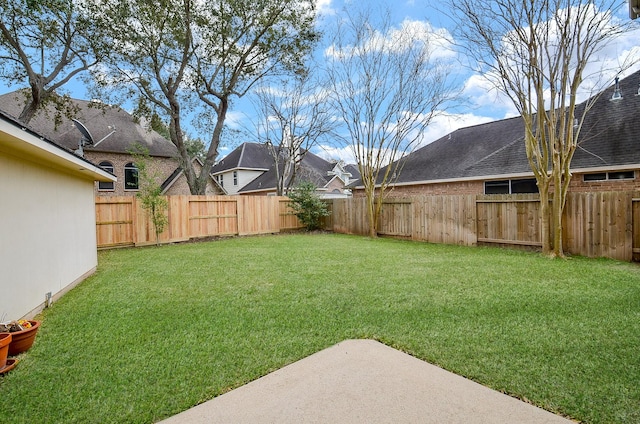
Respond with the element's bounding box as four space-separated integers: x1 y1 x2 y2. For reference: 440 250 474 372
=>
378 199 413 238
98 192 640 261
564 191 633 261
326 191 640 261
238 196 279 235
96 195 302 248
477 194 541 247
633 196 640 262
330 197 370 236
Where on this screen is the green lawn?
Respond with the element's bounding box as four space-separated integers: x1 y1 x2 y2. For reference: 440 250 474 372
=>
1 234 639 423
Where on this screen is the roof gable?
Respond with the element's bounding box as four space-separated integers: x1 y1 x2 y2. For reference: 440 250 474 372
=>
210 142 273 174
235 144 341 193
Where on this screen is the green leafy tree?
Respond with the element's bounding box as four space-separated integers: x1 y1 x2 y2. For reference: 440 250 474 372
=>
0 0 104 124
288 181 329 231
91 0 319 195
130 144 169 246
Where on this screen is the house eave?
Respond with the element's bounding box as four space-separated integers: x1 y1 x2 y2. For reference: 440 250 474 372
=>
0 116 116 183
239 187 275 195
351 163 640 190
211 167 270 176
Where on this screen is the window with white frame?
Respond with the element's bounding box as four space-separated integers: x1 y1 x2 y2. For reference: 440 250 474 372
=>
98 161 114 190
233 171 238 186
124 162 139 190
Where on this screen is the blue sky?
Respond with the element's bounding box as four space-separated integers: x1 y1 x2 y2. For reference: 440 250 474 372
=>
1 0 639 163
230 0 640 162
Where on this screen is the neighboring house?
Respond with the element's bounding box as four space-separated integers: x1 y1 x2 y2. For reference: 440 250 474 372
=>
0 92 220 196
0 109 116 319
355 69 640 196
211 142 357 198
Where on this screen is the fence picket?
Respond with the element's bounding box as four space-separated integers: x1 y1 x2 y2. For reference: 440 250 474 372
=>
97 192 639 261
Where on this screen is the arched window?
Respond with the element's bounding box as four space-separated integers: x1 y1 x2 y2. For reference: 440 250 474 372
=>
124 162 139 190
98 161 114 190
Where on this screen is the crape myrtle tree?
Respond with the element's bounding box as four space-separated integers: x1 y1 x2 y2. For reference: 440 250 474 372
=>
251 69 336 195
448 0 637 257
325 6 457 238
91 0 319 195
0 0 104 124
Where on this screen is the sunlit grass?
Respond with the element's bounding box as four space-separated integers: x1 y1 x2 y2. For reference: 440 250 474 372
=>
1 234 638 423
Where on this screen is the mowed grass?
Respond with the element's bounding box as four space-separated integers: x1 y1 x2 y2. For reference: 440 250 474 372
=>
1 233 639 423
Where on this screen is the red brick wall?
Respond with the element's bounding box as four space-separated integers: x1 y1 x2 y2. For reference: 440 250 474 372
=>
352 170 640 197
85 152 181 196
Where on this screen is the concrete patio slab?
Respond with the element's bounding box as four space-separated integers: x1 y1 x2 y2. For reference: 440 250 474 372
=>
158 339 574 424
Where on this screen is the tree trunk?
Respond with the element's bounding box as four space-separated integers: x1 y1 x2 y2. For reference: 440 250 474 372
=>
168 103 200 195
366 190 377 238
539 185 552 255
18 84 46 124
18 100 40 124
552 188 564 257
197 98 228 195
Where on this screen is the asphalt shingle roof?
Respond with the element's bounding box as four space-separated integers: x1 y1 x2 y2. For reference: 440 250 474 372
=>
210 142 273 173
383 69 640 186
238 146 337 192
0 92 178 158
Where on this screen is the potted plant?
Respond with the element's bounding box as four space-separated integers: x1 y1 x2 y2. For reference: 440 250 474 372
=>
0 332 11 370
0 320 41 356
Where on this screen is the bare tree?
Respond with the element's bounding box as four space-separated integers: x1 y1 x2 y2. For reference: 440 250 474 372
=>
449 0 637 257
325 7 457 238
0 0 103 124
252 71 336 195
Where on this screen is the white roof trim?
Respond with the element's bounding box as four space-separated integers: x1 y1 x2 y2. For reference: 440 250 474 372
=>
351 164 640 190
0 118 115 182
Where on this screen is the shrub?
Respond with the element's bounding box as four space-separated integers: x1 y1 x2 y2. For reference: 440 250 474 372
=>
288 182 329 231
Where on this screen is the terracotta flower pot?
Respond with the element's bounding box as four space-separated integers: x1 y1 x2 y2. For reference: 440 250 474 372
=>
8 320 40 356
0 333 11 369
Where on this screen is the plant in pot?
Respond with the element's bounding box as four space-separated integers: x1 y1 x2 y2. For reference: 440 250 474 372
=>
0 319 41 356
0 332 11 370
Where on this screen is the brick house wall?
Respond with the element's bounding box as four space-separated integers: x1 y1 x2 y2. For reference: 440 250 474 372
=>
324 176 349 195
85 151 180 196
568 170 640 192
352 169 640 198
163 160 222 196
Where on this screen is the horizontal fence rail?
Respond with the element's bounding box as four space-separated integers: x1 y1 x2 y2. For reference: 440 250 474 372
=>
95 195 303 248
97 191 640 261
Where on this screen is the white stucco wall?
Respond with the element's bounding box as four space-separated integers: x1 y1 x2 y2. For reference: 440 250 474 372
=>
0 151 99 319
0 118 114 320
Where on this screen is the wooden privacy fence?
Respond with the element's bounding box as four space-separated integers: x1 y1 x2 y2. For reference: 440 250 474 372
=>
96 195 302 248
325 191 640 262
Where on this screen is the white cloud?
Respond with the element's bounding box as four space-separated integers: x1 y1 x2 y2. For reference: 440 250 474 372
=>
314 143 357 164
316 0 336 17
461 74 519 119
325 17 456 61
224 110 247 129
